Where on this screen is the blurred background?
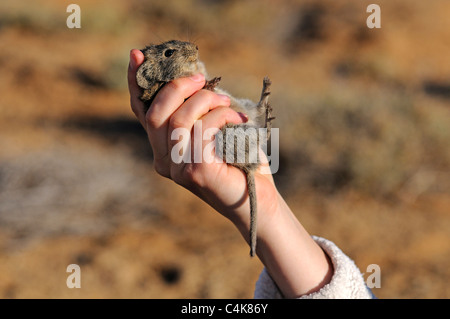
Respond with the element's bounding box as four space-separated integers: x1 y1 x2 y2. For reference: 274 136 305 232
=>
0 0 449 298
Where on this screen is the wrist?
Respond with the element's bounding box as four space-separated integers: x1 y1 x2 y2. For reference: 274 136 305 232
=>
226 180 280 241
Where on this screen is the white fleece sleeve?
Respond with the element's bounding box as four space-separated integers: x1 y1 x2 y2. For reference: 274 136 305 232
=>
254 236 375 299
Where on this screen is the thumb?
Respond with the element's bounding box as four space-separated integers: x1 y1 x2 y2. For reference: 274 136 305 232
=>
128 49 146 124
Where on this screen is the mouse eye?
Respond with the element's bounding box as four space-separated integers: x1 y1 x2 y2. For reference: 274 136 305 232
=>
164 49 176 57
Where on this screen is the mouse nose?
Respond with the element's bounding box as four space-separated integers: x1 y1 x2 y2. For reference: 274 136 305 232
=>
195 45 198 50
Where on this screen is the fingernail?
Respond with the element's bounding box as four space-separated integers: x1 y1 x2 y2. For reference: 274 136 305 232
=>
189 73 204 82
237 112 248 123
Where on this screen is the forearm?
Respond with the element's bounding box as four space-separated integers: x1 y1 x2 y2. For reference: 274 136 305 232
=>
231 191 333 298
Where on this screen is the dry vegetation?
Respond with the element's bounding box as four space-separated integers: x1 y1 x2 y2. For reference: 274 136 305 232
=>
0 0 449 298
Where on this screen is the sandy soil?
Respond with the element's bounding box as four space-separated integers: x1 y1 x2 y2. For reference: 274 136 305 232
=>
0 0 449 298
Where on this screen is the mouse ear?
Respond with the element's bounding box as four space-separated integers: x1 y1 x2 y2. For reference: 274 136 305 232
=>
136 61 156 89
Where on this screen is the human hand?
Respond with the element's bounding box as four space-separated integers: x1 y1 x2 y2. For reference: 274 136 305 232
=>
127 49 279 237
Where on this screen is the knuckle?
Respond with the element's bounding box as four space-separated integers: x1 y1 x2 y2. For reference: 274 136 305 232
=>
130 97 145 118
169 114 188 130
197 89 217 105
182 164 205 188
153 158 170 178
170 166 186 186
145 108 163 129
165 79 188 93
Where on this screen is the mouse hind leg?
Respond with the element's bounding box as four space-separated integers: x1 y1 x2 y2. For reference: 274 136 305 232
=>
257 77 275 140
203 77 221 91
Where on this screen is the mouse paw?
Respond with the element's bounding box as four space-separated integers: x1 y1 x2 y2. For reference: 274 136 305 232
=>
203 77 221 91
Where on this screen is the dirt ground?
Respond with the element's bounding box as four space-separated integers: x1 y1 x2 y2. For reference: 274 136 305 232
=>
0 0 449 298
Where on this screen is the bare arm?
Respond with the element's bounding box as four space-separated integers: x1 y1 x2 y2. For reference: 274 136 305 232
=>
128 49 332 298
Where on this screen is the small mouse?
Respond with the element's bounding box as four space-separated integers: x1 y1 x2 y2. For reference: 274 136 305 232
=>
136 40 274 257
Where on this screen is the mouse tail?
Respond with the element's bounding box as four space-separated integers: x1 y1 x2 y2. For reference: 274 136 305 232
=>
245 169 257 257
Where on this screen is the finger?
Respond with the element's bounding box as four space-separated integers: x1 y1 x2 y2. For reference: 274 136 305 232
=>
195 106 245 162
145 74 206 161
167 90 231 152
127 49 146 125
198 106 245 137
146 74 206 129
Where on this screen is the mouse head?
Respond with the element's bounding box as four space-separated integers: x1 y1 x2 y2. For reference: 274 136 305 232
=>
136 40 201 89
